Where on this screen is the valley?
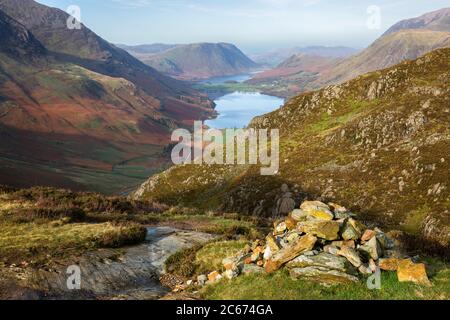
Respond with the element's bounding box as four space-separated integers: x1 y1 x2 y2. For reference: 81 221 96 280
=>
0 1 449 302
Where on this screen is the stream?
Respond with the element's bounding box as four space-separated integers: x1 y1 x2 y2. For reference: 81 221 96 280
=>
31 227 215 300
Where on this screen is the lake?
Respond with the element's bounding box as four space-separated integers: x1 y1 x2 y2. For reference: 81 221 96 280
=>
203 74 284 129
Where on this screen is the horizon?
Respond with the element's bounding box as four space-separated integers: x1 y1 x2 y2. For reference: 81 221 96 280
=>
36 0 450 54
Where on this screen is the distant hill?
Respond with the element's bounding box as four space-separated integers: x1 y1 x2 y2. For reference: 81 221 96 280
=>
123 42 259 80
383 7 450 36
248 53 341 97
0 0 214 193
249 46 358 67
316 29 450 87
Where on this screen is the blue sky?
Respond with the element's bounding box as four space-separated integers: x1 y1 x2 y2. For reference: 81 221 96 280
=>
37 0 450 53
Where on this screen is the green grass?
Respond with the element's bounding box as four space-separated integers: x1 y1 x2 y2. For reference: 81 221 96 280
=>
195 240 249 271
165 239 248 277
201 268 450 300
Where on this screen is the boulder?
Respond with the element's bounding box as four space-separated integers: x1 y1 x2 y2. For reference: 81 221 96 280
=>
223 269 239 280
331 240 356 249
300 201 334 220
222 253 250 271
263 246 272 260
285 232 301 243
379 258 400 271
324 245 340 255
397 259 431 286
274 222 287 235
242 264 265 275
297 220 341 240
337 246 362 268
361 229 377 242
285 216 298 230
341 218 365 240
358 264 373 275
290 267 359 284
290 209 308 222
359 237 383 261
286 253 357 275
197 274 207 286
207 271 222 283
265 234 317 273
265 234 281 252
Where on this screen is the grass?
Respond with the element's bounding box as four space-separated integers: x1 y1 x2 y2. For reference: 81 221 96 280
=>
0 186 165 265
200 267 450 300
165 239 248 278
195 240 249 271
0 221 146 266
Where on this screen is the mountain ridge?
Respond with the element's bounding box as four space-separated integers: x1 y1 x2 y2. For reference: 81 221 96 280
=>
122 42 259 80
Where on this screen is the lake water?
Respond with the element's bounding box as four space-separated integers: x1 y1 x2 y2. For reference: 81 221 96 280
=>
203 73 284 129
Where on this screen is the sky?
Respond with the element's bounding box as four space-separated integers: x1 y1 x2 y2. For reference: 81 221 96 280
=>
37 0 450 54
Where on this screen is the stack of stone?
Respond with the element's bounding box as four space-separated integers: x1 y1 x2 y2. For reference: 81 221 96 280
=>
202 200 431 286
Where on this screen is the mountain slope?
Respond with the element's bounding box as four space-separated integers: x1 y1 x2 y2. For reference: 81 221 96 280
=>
249 46 358 67
248 53 341 97
124 43 259 80
315 8 450 87
0 1 215 193
383 7 450 36
0 0 213 115
134 48 450 249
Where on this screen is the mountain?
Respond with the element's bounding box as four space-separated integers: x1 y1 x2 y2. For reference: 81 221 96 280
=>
248 53 341 97
123 42 259 80
0 1 215 193
316 29 450 87
383 7 450 36
133 48 450 249
315 9 450 87
249 46 358 67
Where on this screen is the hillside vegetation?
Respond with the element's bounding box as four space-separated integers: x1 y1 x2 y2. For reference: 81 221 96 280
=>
0 0 214 193
134 48 450 254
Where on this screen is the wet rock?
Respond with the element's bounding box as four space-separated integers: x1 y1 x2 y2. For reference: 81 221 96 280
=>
297 220 341 240
265 234 317 273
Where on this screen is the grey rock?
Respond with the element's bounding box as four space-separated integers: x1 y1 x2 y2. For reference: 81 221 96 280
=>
286 252 357 275
290 267 359 284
